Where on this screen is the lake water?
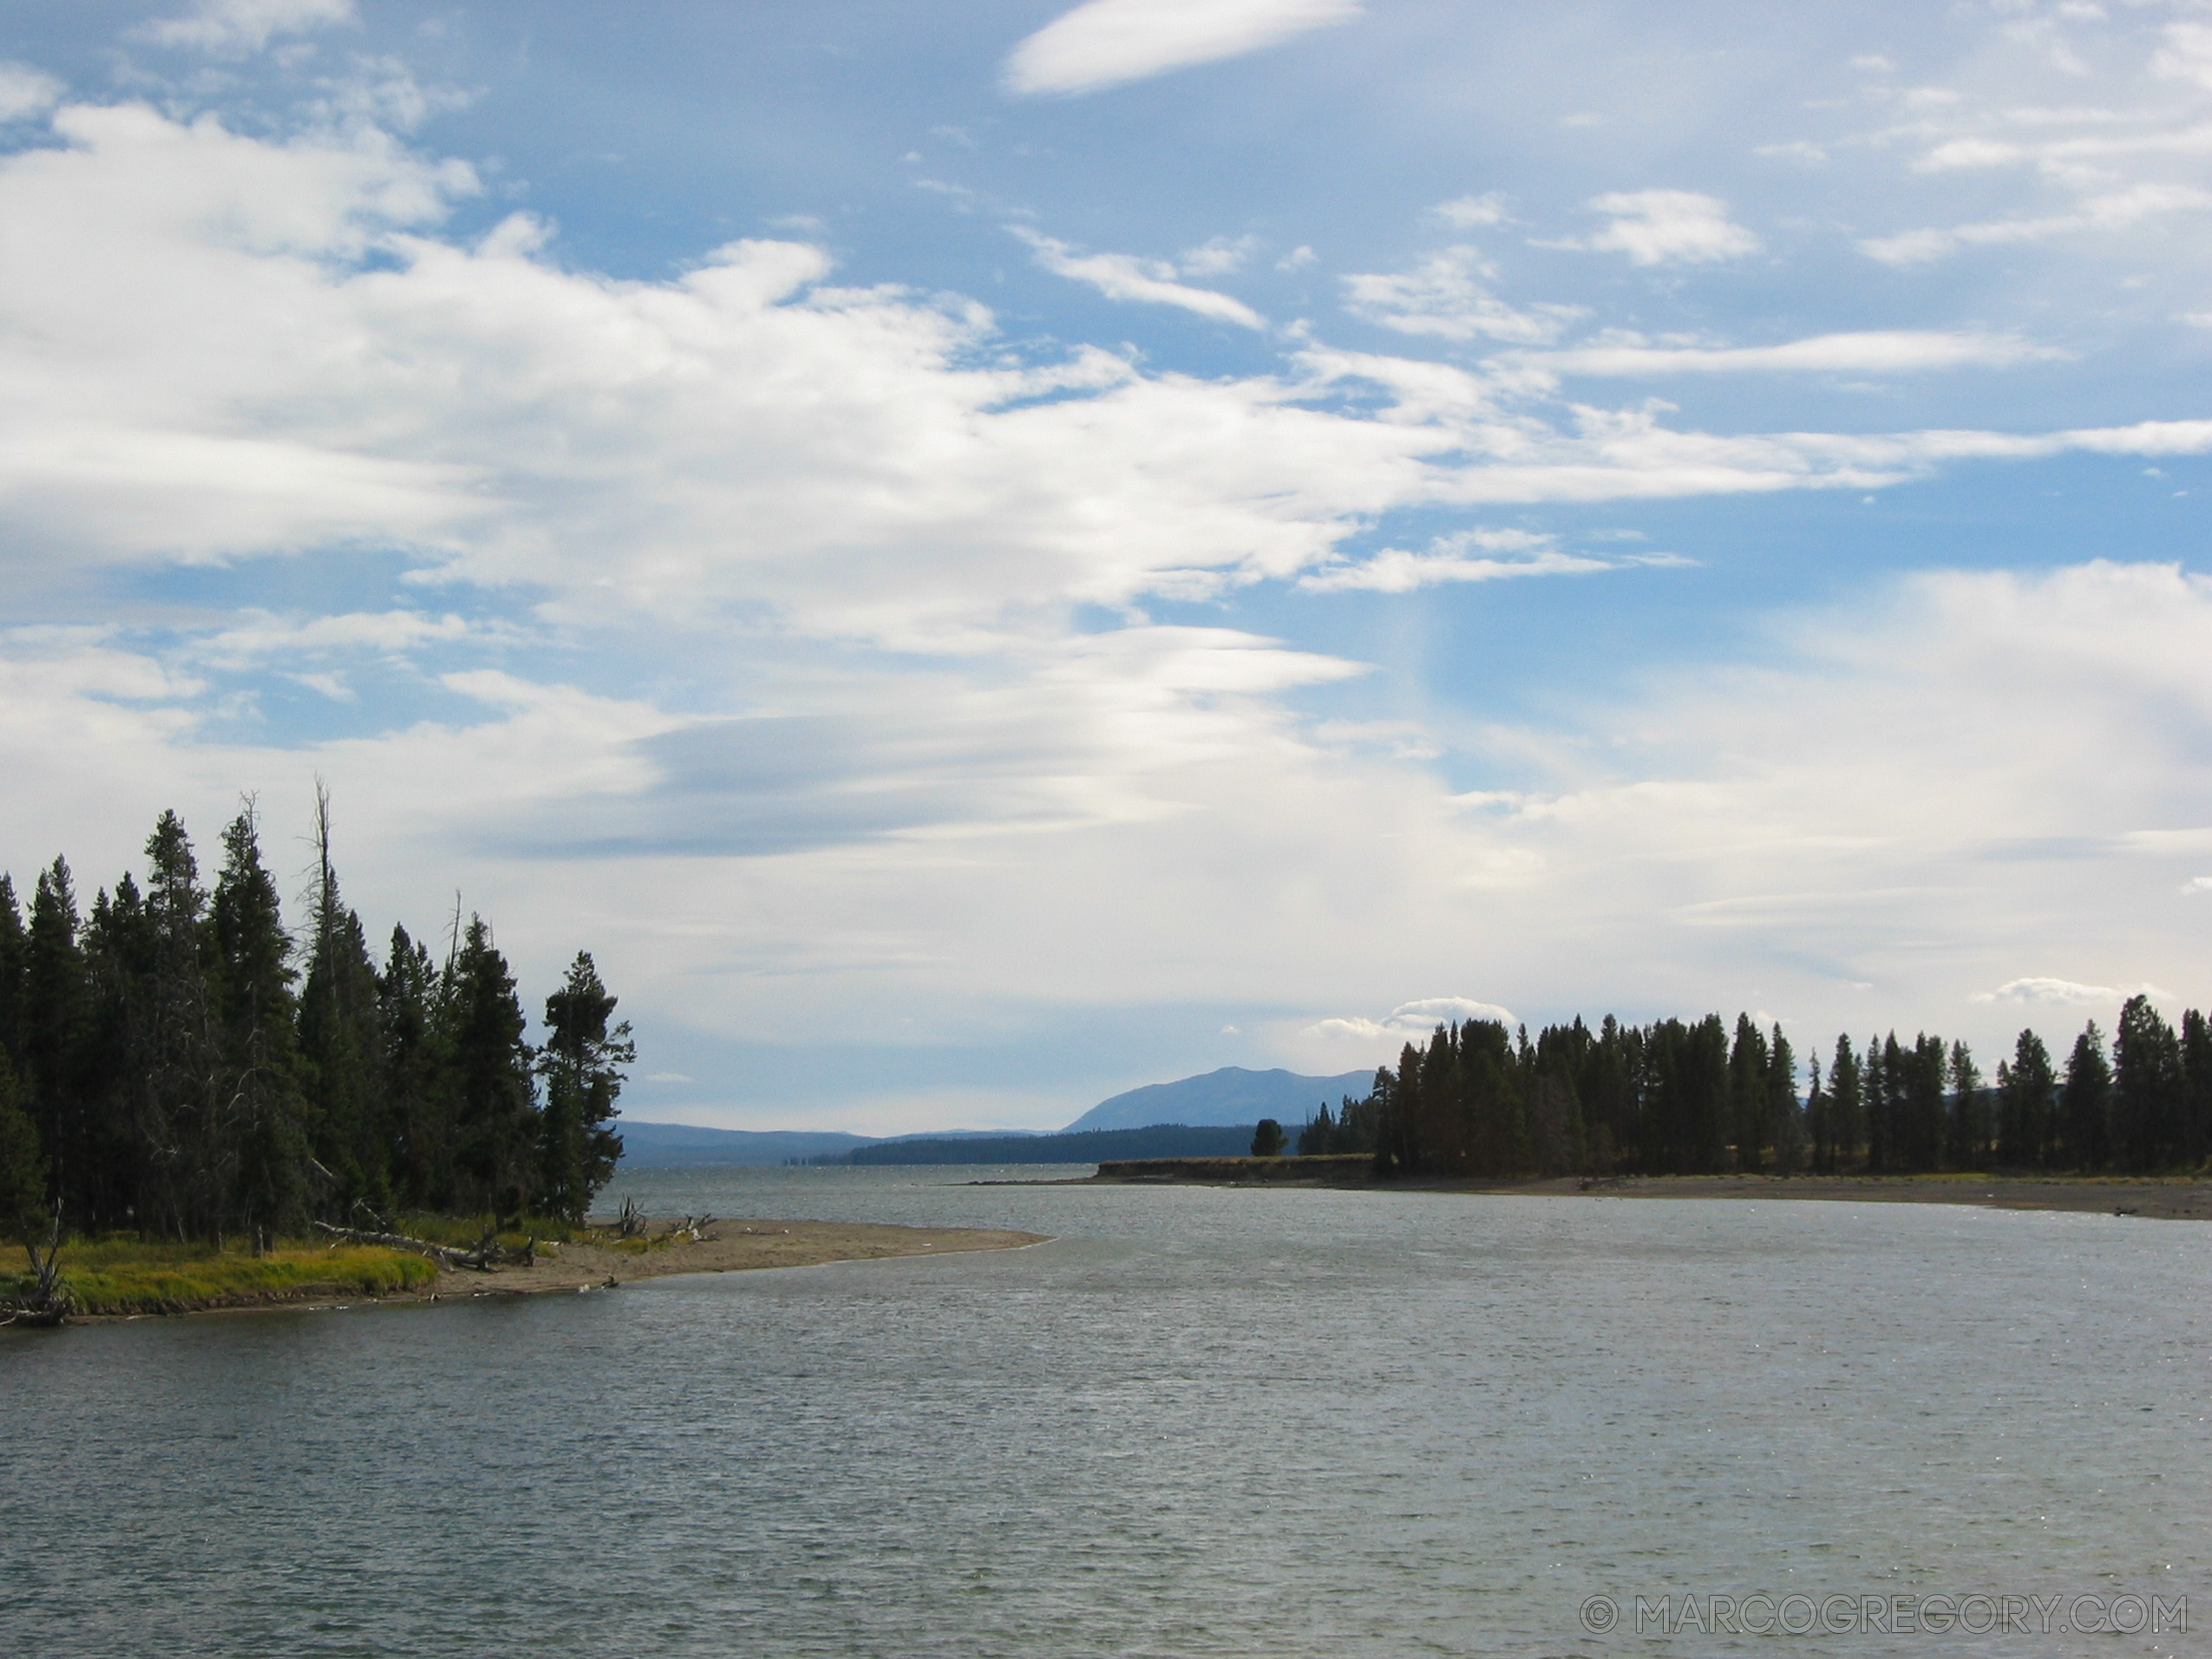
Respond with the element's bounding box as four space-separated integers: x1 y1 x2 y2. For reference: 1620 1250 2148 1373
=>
3 1167 2205 1657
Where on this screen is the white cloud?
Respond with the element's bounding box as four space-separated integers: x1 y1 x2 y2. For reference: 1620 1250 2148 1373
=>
1306 996 1519 1043
1179 233 1260 276
2154 22 2212 91
1299 531 1611 593
1970 976 2170 1006
1340 247 1580 343
1015 228 1266 328
1432 193 1506 229
1863 183 2212 264
1276 245 1317 270
1575 191 1762 266
141 0 357 55
0 62 62 122
3 101 2211 1108
2183 876 2212 894
1004 0 1364 96
1527 330 2059 376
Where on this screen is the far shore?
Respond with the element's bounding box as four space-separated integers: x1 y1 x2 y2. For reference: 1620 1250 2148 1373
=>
1090 1158 2212 1221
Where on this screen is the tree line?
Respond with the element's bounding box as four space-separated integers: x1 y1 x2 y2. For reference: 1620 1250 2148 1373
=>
0 795 633 1246
1292 1003 2212 1179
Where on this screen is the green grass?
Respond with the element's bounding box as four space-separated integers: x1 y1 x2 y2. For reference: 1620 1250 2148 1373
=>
2 1236 438 1316
391 1212 585 1250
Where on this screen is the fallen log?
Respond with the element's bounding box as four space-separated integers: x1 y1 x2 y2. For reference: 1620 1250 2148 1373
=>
311 1220 505 1271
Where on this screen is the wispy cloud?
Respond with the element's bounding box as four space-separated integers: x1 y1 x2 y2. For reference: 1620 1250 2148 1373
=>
140 0 357 55
1970 976 2172 1006
1567 191 1763 266
1299 532 1611 593
0 62 62 121
1004 0 1363 97
1431 193 1507 229
1306 997 1518 1042
1525 331 2060 376
1015 228 1266 328
1862 182 2212 264
1178 233 1260 276
1340 247 1580 343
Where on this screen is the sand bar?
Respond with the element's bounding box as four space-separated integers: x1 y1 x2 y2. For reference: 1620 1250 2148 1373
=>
455 1218 1048 1298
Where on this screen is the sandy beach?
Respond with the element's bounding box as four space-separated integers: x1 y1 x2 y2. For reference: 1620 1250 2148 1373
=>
444 1218 1050 1298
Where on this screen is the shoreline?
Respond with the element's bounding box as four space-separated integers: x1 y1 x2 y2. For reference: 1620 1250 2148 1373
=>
1090 1160 2212 1221
47 1218 1050 1324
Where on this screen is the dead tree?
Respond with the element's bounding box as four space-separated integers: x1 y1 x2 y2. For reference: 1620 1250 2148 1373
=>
4 1207 73 1327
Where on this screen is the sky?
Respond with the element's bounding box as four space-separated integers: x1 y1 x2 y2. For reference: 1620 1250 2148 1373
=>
1 0 2209 1133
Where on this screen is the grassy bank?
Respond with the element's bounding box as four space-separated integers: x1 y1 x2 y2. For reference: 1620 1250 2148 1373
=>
3 1236 439 1316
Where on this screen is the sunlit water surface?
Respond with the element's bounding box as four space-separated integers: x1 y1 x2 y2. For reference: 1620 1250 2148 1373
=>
3 1166 2206 1656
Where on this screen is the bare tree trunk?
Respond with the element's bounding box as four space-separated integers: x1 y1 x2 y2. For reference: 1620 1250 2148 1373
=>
311 1219 509 1270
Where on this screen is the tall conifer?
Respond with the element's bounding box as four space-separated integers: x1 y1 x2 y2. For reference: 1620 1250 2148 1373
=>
535 951 632 1223
2060 1023 2111 1171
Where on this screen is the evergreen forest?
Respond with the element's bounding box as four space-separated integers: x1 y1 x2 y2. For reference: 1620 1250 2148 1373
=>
0 798 634 1248
1295 1006 2212 1179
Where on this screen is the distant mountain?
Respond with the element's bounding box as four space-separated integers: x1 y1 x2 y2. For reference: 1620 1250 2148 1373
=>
1063 1066 1377 1133
615 1121 1040 1167
615 1123 879 1167
848 1124 1258 1166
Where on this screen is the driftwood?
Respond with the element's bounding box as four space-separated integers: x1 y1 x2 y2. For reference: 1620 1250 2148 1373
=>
312 1220 511 1271
615 1197 648 1238
3 1208 74 1326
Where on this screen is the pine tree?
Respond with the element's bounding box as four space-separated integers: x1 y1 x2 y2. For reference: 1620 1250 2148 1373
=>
1296 1101 1337 1156
297 789 389 1213
1804 1053 1830 1173
1376 1040 1423 1176
209 808 308 1242
2182 1009 2212 1168
1901 1035 1947 1172
1826 1035 1862 1172
0 875 25 1075
1864 1036 1894 1173
534 950 632 1222
442 917 540 1219
2059 1022 2111 1172
2111 996 2184 1171
131 813 224 1237
1728 1014 1770 1172
377 924 452 1210
75 873 154 1231
1946 1042 1982 1171
22 859 86 1216
1766 1024 1803 1174
0 1051 47 1245
1998 1029 2056 1169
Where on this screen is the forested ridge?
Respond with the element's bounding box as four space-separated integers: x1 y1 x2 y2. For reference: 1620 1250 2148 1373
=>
0 797 633 1248
1298 1005 2212 1179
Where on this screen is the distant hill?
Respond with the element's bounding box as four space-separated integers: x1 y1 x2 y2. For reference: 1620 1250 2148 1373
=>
1063 1066 1376 1133
615 1123 879 1167
616 1121 1039 1167
847 1124 1258 1166
616 1065 1378 1166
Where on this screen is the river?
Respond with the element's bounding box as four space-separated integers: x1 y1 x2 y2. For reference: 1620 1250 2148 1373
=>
3 1166 2203 1656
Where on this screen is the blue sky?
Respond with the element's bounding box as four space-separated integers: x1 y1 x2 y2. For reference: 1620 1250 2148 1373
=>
2 0 2209 1131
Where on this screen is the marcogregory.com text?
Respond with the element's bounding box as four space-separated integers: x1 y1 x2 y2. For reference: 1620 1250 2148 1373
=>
1577 1590 2186 1638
